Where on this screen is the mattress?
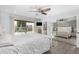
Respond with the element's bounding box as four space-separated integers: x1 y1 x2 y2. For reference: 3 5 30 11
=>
0 33 52 54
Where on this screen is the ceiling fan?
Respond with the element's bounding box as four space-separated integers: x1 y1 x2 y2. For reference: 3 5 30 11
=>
27 7 51 15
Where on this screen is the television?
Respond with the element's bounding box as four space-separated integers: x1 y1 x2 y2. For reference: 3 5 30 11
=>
36 22 42 26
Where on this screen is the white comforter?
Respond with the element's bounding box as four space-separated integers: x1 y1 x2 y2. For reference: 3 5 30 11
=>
0 33 52 54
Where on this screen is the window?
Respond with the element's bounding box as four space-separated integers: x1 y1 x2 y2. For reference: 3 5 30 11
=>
14 20 34 34
26 22 34 33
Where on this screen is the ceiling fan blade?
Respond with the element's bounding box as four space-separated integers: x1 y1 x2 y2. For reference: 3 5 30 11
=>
41 12 47 15
42 8 51 12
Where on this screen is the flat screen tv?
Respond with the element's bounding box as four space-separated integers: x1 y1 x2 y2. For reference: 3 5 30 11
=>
36 22 42 26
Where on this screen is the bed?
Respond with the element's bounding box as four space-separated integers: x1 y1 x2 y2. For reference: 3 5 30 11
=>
56 27 72 39
0 33 52 54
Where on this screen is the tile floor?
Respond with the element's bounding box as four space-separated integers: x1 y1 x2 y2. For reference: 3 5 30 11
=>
44 37 79 54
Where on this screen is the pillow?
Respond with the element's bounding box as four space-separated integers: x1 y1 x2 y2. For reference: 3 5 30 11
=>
5 34 12 39
0 25 3 34
0 43 13 47
0 34 13 44
0 34 13 47
0 25 5 37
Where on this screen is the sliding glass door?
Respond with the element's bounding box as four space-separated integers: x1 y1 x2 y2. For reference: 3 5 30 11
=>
14 20 34 35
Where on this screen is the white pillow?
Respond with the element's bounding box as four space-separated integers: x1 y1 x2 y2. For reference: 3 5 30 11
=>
0 34 13 43
0 43 13 47
0 25 5 37
0 25 3 34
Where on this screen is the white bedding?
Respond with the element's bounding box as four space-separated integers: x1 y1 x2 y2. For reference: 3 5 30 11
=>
0 33 52 54
56 27 72 38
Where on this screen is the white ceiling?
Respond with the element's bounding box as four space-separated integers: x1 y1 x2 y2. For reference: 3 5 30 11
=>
0 5 79 18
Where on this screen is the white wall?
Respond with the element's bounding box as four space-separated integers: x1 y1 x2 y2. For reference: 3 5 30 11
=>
0 11 12 35
77 16 79 47
34 21 42 33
